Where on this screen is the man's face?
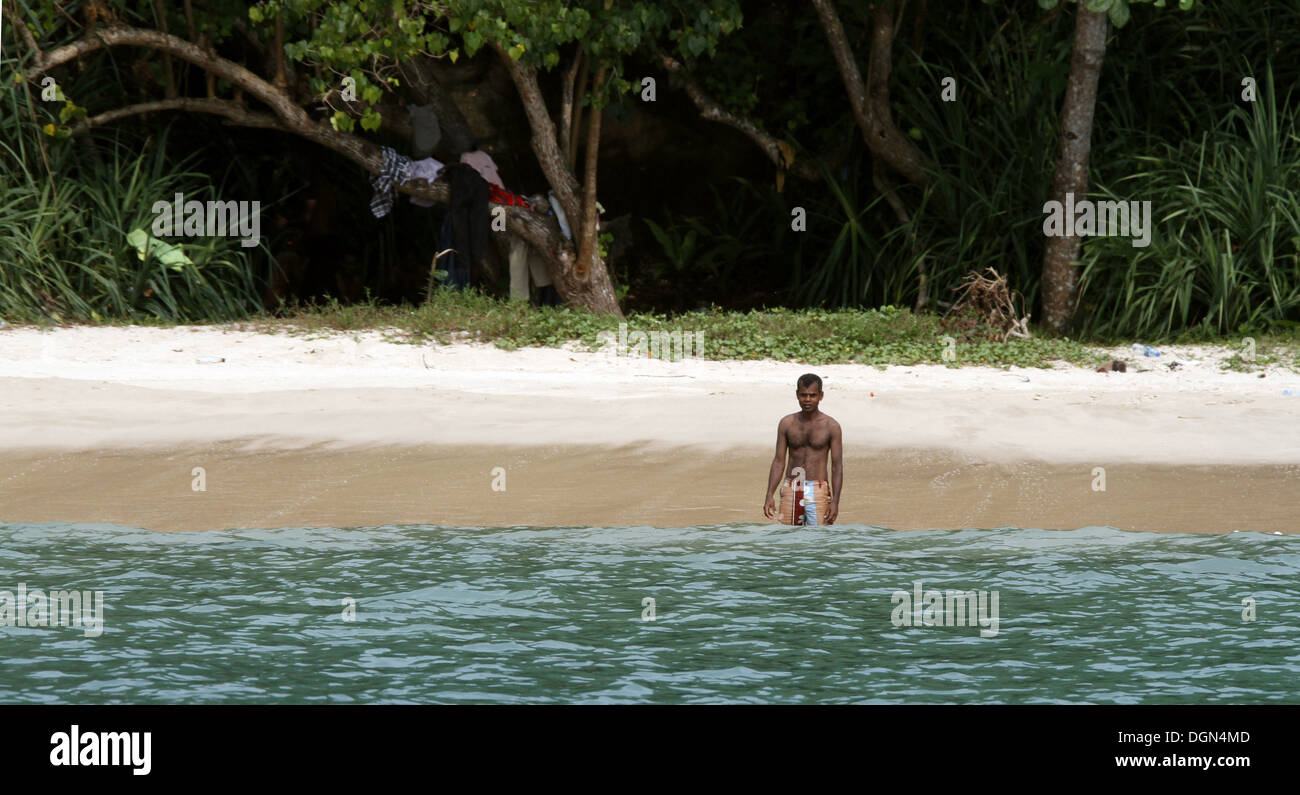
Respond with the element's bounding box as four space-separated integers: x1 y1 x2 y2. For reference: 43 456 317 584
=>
796 386 822 413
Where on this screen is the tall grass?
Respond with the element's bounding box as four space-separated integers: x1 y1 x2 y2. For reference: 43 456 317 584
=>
891 12 1066 312
789 156 897 308
1077 68 1300 340
0 56 264 324
788 11 1066 312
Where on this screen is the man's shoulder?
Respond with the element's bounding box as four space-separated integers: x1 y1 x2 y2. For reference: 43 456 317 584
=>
821 413 841 429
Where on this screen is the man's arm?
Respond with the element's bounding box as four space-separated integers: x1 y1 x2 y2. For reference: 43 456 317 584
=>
763 418 789 519
827 420 843 524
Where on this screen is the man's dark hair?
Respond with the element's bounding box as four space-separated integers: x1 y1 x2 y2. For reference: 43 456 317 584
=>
797 373 822 392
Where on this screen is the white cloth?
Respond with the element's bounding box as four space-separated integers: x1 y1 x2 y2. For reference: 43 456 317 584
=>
548 191 572 241
507 234 551 301
407 157 445 207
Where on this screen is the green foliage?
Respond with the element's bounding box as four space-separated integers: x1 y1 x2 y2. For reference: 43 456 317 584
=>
12 0 1300 348
789 0 1297 342
636 177 791 308
126 229 195 271
792 12 1061 312
262 294 1104 369
1077 68 1300 339
0 67 263 323
643 218 696 273
793 157 912 309
252 0 743 121
684 4 846 159
1004 0 1198 27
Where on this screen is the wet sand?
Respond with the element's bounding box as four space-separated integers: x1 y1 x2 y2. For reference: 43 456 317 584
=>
1 442 1295 533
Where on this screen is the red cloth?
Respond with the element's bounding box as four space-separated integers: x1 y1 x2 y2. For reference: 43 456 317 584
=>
488 185 531 209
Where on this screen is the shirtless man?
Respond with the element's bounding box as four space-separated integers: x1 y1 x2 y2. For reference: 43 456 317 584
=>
763 374 843 525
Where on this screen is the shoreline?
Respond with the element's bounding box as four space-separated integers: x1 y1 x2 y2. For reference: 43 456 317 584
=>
1 324 1297 532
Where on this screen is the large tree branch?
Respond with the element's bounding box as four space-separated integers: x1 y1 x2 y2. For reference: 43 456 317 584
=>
25 24 392 172
28 26 314 130
25 24 565 247
494 43 582 229
811 0 932 188
661 54 819 181
68 97 286 134
493 46 621 312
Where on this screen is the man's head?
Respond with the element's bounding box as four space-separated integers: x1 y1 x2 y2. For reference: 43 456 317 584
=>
796 373 823 413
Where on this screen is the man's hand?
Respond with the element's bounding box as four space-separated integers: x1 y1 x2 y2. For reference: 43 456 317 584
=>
763 495 776 520
825 501 838 525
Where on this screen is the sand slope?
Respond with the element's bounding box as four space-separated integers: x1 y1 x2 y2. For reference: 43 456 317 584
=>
0 324 1296 532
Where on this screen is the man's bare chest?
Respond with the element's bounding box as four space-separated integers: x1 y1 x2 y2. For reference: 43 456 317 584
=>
786 422 830 449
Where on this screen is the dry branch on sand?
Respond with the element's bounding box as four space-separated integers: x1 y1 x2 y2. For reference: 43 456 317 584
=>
941 267 1033 342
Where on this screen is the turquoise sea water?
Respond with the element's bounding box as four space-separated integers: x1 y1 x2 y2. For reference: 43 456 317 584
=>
0 522 1296 704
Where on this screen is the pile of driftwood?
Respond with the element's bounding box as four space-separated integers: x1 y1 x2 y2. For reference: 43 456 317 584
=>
940 267 1033 342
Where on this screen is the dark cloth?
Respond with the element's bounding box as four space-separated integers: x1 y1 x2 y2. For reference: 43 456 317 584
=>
438 214 469 290
442 163 491 269
534 285 560 307
407 103 441 159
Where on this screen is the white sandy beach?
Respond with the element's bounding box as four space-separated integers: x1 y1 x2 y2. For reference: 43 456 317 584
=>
0 323 1297 532
1 323 1297 461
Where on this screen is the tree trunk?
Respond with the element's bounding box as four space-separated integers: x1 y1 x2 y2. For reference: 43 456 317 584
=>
575 64 606 281
273 13 289 90
495 46 621 315
1041 4 1109 333
560 48 582 166
568 54 589 170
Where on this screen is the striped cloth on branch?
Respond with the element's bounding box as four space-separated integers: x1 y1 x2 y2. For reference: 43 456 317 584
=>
369 147 413 219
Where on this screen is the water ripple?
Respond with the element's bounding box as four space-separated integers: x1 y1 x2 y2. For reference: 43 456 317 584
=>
0 522 1295 703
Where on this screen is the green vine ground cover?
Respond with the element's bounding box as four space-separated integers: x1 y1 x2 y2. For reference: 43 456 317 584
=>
16 290 1298 372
